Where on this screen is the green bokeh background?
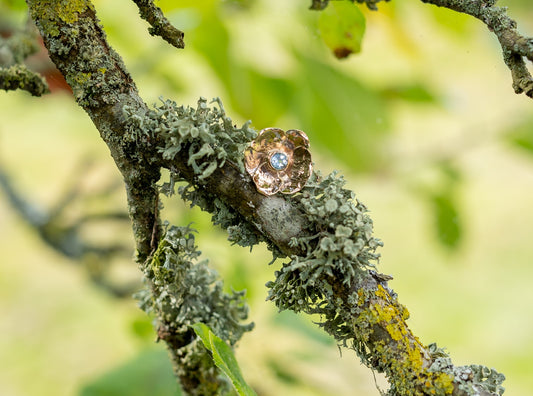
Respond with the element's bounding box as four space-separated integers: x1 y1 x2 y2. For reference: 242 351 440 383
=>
1 0 533 395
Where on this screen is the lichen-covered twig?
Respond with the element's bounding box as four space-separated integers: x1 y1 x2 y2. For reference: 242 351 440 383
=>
420 0 533 98
137 225 253 395
0 65 49 96
130 98 506 395
312 0 533 98
24 0 506 395
131 0 185 49
24 1 234 394
26 0 159 263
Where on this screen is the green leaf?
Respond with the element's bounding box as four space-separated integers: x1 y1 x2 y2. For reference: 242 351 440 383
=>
380 83 438 103
273 310 334 346
431 191 461 250
226 66 293 127
292 55 389 172
318 1 366 59
192 323 257 396
506 117 533 156
3 0 27 11
130 315 156 341
79 348 181 396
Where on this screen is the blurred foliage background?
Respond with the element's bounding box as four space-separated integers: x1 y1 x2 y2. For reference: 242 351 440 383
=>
1 0 533 395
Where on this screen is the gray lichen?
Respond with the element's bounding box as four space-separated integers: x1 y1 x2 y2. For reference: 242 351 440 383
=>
125 97 266 249
427 344 505 395
267 171 383 316
0 64 49 96
137 224 253 395
124 95 505 395
126 97 255 177
0 24 49 96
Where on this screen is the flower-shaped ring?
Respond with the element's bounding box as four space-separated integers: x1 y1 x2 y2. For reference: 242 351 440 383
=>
244 128 313 196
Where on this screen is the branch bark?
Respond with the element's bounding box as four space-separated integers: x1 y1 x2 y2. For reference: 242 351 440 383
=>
24 1 506 395
132 0 185 49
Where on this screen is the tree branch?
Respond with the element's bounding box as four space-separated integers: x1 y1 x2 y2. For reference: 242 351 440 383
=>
0 21 49 96
131 0 185 49
0 160 136 297
26 0 159 263
312 0 533 98
421 0 533 97
24 0 506 395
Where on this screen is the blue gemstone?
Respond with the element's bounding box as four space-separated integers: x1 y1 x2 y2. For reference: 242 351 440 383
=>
270 152 289 170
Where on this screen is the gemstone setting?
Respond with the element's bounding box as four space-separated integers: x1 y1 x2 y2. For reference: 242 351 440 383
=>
270 152 289 171
244 128 312 195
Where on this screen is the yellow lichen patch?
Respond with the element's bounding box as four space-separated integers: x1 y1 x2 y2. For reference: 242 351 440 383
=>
431 372 455 395
28 0 91 36
352 284 455 395
74 72 91 84
371 285 410 341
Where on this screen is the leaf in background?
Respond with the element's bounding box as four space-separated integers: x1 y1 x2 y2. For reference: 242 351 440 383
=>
506 117 533 156
428 5 472 36
273 310 334 347
292 55 389 172
2 0 27 11
189 9 232 83
426 163 463 250
80 348 180 396
187 8 292 126
318 1 366 59
227 66 293 127
380 83 438 104
130 315 156 341
192 323 257 396
431 191 461 250
267 359 302 385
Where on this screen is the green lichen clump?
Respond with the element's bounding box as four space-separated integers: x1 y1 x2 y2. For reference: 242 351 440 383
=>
0 25 50 96
267 171 383 317
427 343 505 396
127 97 264 248
264 172 505 395
137 225 253 394
153 97 256 178
0 64 49 97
